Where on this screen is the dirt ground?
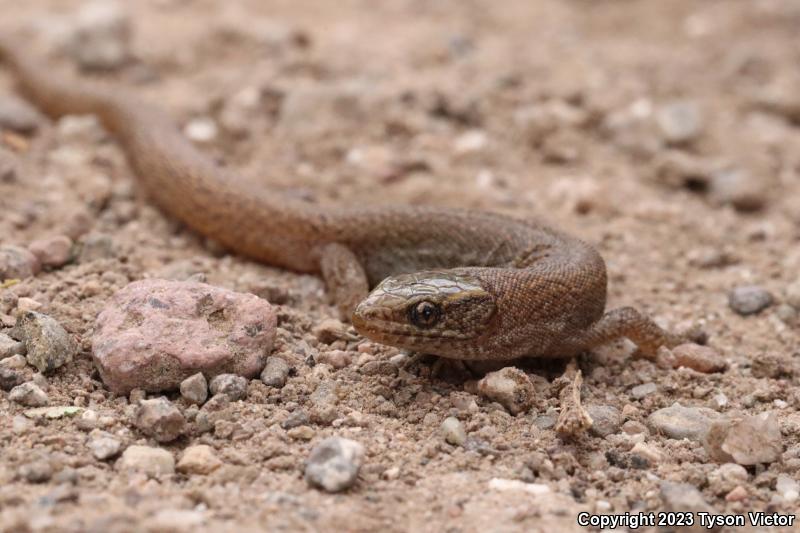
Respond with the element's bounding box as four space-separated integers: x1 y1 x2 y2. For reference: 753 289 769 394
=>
1 0 799 532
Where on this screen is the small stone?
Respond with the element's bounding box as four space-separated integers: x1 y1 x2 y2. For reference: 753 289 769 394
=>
261 356 290 388
117 445 175 477
19 460 52 483
208 374 247 401
630 442 663 463
17 297 42 312
281 409 309 429
441 416 467 446
92 279 276 394
647 402 719 441
176 445 222 475
725 486 749 502
180 373 208 405
786 281 800 310
586 405 621 437
76 409 99 431
0 367 24 391
708 463 749 495
129 388 146 403
313 318 350 344
655 100 703 144
488 478 551 495
0 96 44 133
316 350 352 369
12 311 77 373
776 474 799 503
776 304 798 326
703 412 783 465
710 169 766 212
305 437 364 493
671 344 727 373
23 406 82 419
0 245 40 280
87 431 122 460
287 426 315 440
27 236 73 268
2 354 27 369
68 1 132 71
78 233 116 262
0 333 26 359
631 382 657 399
134 397 186 443
9 382 48 407
660 481 716 518
183 118 218 143
477 367 535 415
729 285 773 315
622 420 648 435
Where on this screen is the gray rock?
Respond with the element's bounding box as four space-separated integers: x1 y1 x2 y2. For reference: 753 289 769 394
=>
180 373 208 405
88 431 122 460
0 333 26 359
631 382 657 399
281 409 310 430
116 445 175 477
0 245 40 280
9 382 48 407
710 169 766 212
12 311 77 373
208 373 248 401
18 460 53 483
729 285 773 315
305 437 364 493
92 279 276 394
441 416 467 446
68 1 132 71
647 402 719 441
78 233 116 262
0 367 24 391
261 356 290 388
707 463 748 495
586 405 621 437
660 481 717 526
134 397 186 443
655 100 703 145
477 367 535 415
0 96 44 133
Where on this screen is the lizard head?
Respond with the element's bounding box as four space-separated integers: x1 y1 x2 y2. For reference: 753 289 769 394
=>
351 270 497 358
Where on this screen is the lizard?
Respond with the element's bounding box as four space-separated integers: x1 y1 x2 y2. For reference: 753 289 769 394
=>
0 35 695 361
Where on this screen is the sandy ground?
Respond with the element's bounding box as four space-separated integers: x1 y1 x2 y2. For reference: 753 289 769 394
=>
1 0 799 531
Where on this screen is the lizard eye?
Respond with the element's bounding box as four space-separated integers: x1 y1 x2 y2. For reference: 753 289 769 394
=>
408 301 441 329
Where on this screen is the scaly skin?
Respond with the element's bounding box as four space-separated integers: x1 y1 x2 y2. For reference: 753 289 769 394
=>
0 36 690 360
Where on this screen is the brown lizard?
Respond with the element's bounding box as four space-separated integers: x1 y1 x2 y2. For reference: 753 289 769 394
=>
0 36 694 361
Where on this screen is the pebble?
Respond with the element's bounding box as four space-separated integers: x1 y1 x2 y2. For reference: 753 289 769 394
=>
2 354 27 369
180 373 208 405
78 233 116 262
309 380 340 425
776 304 798 326
655 100 703 145
92 279 276 394
647 402 719 441
710 168 766 212
776 474 799 503
9 382 49 407
281 410 310 429
0 367 24 391
477 367 535 415
660 481 716 517
0 245 40 280
68 0 131 71
708 463 749 495
176 445 222 475
134 397 186 443
786 281 800 310
728 285 773 315
316 350 352 369
704 412 783 465
0 96 44 133
261 356 290 388
631 382 657 399
305 437 365 493
23 405 82 419
313 318 350 344
671 344 727 373
27 236 73 269
0 333 26 359
725 486 748 502
441 416 467 446
288 426 315 440
586 405 621 437
630 442 663 463
12 311 78 373
19 460 53 483
183 118 218 143
116 445 175 477
208 374 248 401
76 409 99 431
488 478 551 495
0 148 16 183
87 431 122 460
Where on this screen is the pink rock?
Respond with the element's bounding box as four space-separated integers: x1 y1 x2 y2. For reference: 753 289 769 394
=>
28 235 73 268
0 245 40 280
92 279 276 394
